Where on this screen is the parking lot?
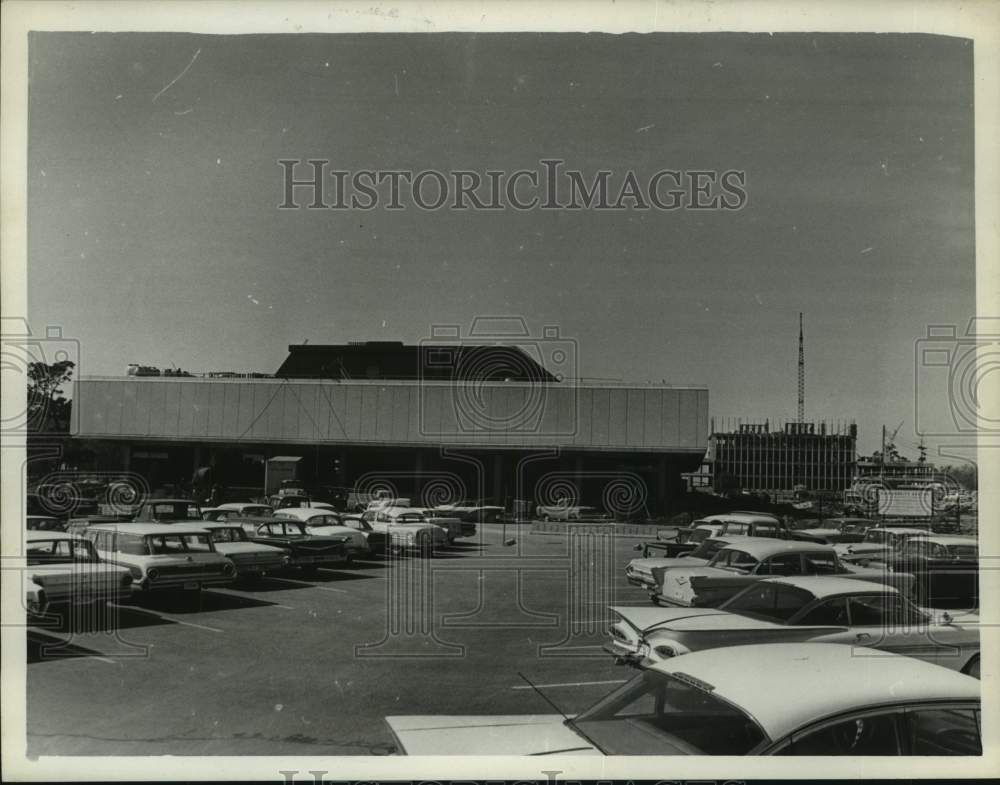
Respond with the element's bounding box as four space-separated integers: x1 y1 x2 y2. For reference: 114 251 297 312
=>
27 523 650 756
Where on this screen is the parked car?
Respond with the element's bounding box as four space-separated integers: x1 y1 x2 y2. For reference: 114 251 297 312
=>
607 575 980 677
649 539 914 608
215 502 274 518
268 493 312 510
643 512 787 558
386 642 981 755
237 517 349 573
272 507 372 559
535 500 609 522
81 523 236 593
789 528 867 545
881 535 979 610
26 515 65 531
198 522 291 578
641 522 727 558
337 514 390 555
836 524 934 563
409 508 463 544
625 535 749 590
24 531 134 616
433 500 502 526
357 507 447 554
131 498 203 523
65 515 124 537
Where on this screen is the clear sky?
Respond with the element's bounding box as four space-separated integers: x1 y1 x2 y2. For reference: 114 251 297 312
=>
27 32 974 455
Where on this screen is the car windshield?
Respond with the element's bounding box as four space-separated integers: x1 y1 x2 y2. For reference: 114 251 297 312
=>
242 506 272 517
26 539 98 565
720 583 814 623
943 544 978 558
688 528 712 544
687 539 728 560
571 669 766 755
207 527 245 543
146 533 214 554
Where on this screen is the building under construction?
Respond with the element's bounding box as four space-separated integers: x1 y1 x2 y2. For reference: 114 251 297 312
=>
709 419 858 494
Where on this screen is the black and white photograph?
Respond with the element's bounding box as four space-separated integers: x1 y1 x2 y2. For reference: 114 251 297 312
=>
1 0 998 780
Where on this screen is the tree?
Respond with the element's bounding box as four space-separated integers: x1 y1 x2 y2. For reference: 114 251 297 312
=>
940 463 977 490
26 360 75 432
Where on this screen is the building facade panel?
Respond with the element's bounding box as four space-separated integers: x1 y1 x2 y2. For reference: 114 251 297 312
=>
74 377 707 452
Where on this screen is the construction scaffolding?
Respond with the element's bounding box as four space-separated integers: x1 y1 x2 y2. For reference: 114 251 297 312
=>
710 418 857 493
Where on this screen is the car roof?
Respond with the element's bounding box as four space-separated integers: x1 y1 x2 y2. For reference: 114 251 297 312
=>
26 515 58 521
217 502 270 510
382 506 424 516
648 642 980 740
274 507 332 520
759 575 899 598
144 498 199 504
720 538 830 558
909 534 977 545
198 521 242 529
85 522 209 535
25 530 79 542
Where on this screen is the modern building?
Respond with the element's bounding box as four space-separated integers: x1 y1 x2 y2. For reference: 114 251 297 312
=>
67 342 709 515
708 419 857 495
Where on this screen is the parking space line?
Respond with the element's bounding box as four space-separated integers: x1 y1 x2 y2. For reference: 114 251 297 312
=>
511 679 627 690
110 604 224 633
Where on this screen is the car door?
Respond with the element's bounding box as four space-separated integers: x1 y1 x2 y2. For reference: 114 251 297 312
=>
844 593 943 663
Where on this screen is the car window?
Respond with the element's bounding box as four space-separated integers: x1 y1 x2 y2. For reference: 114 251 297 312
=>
146 534 213 554
848 594 926 627
117 533 148 555
780 712 901 755
721 583 812 623
26 539 88 563
761 553 803 576
795 597 850 626
802 552 839 574
906 708 981 755
945 544 977 559
715 549 757 571
208 527 242 543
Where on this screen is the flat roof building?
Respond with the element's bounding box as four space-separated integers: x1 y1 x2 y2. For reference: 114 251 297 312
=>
67 343 709 516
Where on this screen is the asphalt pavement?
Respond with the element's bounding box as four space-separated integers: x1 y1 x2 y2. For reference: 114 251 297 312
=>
27 522 655 755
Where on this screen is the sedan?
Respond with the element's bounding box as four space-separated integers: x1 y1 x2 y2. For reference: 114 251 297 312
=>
386 643 981 755
607 575 980 676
